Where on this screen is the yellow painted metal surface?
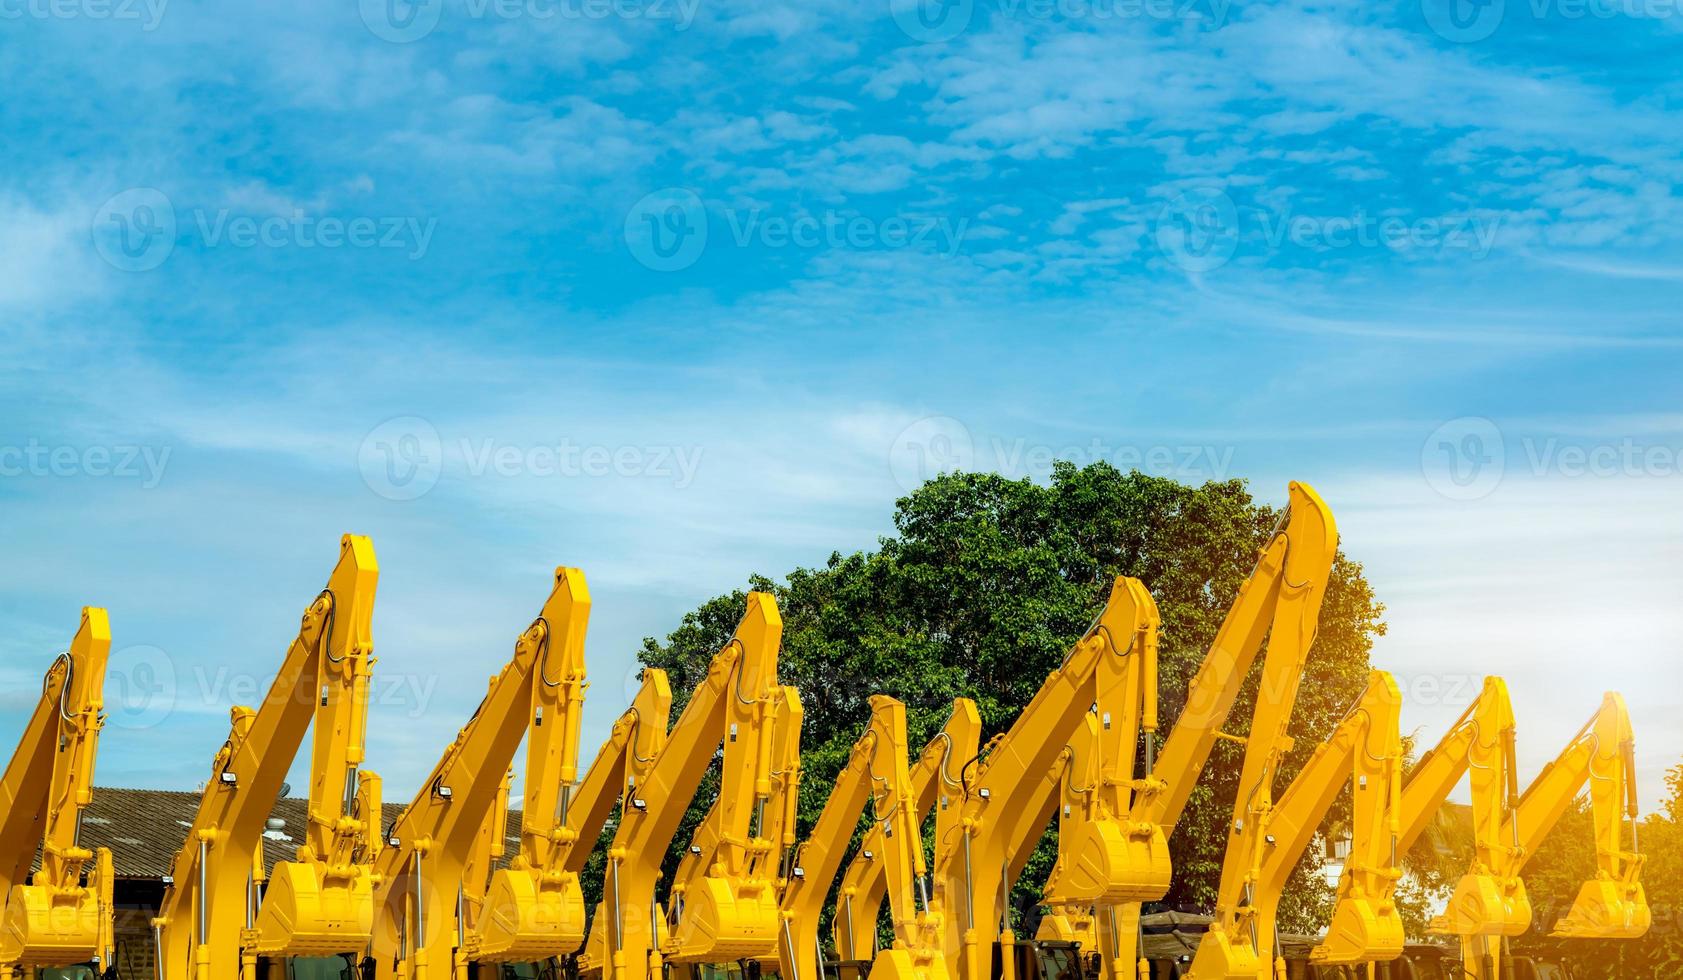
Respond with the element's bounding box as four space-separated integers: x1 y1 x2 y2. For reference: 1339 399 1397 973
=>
1442 691 1649 979
368 567 591 980
152 535 380 980
0 607 113 977
1186 670 1404 979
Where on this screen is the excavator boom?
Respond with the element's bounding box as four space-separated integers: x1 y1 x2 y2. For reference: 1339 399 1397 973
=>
151 534 379 980
833 699 982 965
369 567 592 979
1083 482 1340 977
583 593 784 980
780 695 943 980
0 607 113 976
1440 692 1649 979
930 575 1162 980
1186 670 1403 979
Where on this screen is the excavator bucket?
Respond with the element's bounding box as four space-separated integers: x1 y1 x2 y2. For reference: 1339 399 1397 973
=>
1 884 104 970
1184 930 1260 980
249 861 378 957
476 867 589 961
667 876 782 961
1054 817 1172 905
1551 878 1650 939
1431 873 1532 938
1311 896 1405 965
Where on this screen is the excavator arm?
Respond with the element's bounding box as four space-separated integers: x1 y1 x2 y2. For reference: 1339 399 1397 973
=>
563 669 672 885
780 696 942 980
0 607 113 978
1360 677 1528 958
150 534 379 980
1186 670 1403 979
1069 483 1340 980
471 568 594 966
584 592 783 980
1442 692 1649 980
833 699 981 966
666 685 803 980
368 567 591 980
247 538 387 972
931 576 1162 980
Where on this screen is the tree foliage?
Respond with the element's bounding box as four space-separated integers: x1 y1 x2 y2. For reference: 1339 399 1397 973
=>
633 464 1385 943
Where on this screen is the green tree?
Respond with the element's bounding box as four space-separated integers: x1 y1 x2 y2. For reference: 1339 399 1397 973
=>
633 464 1385 947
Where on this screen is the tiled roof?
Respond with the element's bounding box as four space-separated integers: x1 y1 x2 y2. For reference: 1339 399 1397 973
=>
50 787 523 882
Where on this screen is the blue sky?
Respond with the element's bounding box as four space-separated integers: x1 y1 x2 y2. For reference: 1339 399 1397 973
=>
2 0 1681 813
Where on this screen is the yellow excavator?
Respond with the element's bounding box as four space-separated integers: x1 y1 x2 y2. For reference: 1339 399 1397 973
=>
926 575 1165 980
1034 712 1108 977
778 695 945 980
0 608 113 980
1433 691 1649 980
367 567 592 980
579 592 787 980
469 662 674 978
1185 669 1405 979
1327 677 1523 972
1030 482 1340 980
151 534 382 980
666 684 803 980
832 700 983 971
